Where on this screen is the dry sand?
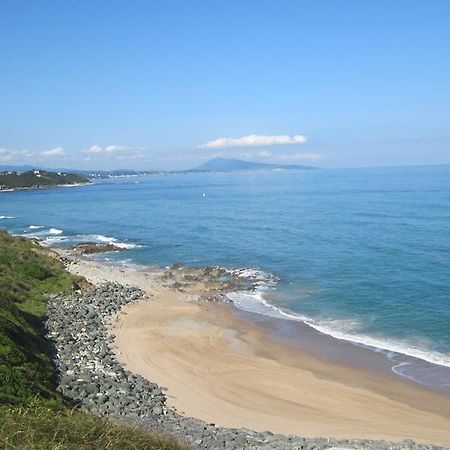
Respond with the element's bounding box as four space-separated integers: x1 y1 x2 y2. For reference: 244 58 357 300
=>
59 251 450 447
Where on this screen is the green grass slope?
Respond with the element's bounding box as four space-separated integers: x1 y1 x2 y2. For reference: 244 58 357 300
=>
0 230 188 449
0 170 89 190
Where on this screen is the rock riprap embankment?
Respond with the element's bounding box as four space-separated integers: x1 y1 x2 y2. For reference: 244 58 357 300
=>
46 283 447 450
46 284 166 419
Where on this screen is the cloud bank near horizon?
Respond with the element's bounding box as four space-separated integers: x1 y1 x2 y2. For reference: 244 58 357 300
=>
41 147 66 157
0 138 321 169
86 144 127 154
0 147 67 163
83 144 146 161
199 134 307 149
0 143 147 166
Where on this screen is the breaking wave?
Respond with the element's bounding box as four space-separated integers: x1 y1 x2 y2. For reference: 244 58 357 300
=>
226 272 450 374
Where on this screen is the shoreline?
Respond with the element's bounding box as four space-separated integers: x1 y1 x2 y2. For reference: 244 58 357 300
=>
2 174 449 391
56 242 450 393
229 287 450 381
0 181 91 193
230 303 450 395
55 248 450 447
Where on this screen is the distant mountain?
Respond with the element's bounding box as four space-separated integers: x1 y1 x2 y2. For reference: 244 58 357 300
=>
0 169 90 191
194 157 317 172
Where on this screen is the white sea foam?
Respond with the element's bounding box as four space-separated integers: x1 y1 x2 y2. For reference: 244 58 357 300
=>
227 283 450 370
227 267 278 287
113 242 139 249
95 234 139 249
58 183 87 188
391 362 416 380
36 232 140 250
0 215 14 219
305 317 450 369
96 234 115 243
41 236 67 245
112 258 145 269
29 225 44 229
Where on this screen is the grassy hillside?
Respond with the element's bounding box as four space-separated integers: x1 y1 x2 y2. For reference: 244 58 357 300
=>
0 230 188 449
0 170 89 190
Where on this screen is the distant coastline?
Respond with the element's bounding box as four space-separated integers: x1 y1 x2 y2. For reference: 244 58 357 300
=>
1 157 318 182
0 182 91 193
0 169 91 192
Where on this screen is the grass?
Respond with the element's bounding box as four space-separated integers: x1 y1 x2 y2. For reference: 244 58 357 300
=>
0 230 78 406
0 229 189 449
0 405 187 450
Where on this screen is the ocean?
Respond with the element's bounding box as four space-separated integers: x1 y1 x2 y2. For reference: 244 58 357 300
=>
1 164 450 390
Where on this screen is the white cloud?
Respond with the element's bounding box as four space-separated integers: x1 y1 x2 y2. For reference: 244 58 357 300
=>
85 144 126 154
0 148 33 162
0 147 66 162
86 145 103 154
199 134 307 149
41 147 66 157
84 144 145 159
0 148 14 162
115 152 146 160
104 145 125 153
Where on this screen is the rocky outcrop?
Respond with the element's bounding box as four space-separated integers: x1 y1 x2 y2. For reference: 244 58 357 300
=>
69 242 126 254
161 263 275 302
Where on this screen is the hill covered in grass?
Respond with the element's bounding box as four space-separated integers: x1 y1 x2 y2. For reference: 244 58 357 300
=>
0 229 188 449
0 169 89 191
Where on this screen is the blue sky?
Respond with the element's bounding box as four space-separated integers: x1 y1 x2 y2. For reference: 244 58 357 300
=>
1 0 450 170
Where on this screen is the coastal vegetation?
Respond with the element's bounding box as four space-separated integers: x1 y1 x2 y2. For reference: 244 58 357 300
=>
0 230 187 449
0 169 89 191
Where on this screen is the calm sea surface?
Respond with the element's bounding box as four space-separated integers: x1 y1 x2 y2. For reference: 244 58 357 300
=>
2 165 450 388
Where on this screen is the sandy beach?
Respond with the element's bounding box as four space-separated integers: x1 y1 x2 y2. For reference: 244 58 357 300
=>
59 250 450 447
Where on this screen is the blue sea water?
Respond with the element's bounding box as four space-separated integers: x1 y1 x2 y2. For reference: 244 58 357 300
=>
1 165 450 388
